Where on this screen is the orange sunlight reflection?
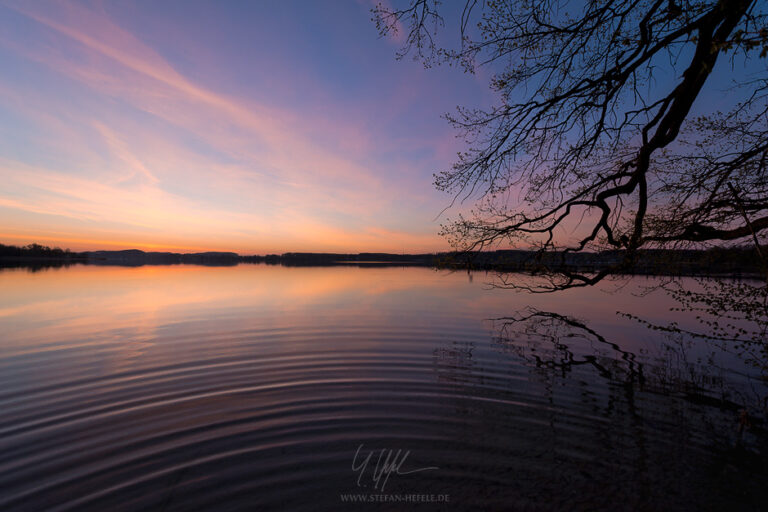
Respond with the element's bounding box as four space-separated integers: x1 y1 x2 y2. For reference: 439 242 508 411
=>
0 264 683 365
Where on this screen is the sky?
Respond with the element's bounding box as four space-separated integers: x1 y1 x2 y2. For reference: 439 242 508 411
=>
0 0 492 254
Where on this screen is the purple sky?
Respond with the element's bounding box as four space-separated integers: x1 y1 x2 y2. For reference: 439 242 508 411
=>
1 0 760 254
0 0 493 253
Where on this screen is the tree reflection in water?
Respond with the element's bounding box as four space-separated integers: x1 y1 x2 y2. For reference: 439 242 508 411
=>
491 308 766 433
432 305 768 509
623 278 768 376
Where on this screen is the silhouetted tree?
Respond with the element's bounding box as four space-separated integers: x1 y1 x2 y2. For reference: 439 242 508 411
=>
376 0 768 291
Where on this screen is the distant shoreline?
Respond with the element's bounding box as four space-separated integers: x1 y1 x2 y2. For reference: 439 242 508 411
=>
1 243 764 277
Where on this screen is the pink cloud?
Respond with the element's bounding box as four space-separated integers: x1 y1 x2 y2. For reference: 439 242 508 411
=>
0 0 459 253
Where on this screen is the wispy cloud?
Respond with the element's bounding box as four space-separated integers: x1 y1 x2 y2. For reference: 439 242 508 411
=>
0 0 474 252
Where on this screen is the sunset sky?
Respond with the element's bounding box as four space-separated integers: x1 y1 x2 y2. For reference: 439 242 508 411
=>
0 0 492 254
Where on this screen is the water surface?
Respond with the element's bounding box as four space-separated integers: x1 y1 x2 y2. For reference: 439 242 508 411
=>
0 265 765 510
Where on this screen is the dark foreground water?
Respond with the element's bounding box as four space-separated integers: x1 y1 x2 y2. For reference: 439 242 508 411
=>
0 264 766 511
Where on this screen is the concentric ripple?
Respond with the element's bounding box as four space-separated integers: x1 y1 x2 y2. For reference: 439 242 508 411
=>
0 265 765 511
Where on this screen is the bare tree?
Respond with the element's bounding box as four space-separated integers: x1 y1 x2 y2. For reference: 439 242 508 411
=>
375 0 768 291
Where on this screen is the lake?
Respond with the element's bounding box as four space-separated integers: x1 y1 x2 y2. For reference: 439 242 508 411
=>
0 264 766 511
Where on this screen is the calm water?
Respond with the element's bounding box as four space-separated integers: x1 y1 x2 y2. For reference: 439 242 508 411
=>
0 264 766 511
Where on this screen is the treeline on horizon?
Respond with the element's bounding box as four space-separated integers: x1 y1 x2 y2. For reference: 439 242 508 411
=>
0 243 84 259
0 242 764 275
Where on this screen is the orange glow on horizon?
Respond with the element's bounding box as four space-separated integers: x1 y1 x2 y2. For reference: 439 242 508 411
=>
0 231 449 255
0 233 216 253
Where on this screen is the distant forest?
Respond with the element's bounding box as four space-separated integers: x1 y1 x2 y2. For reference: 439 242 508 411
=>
0 243 85 259
0 242 765 276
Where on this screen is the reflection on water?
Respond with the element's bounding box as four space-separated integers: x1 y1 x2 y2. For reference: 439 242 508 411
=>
0 265 766 510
